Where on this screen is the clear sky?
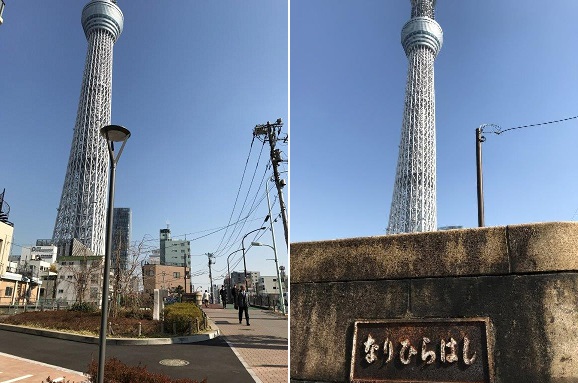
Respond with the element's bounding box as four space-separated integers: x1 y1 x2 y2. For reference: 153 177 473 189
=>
0 1 288 292
291 0 578 242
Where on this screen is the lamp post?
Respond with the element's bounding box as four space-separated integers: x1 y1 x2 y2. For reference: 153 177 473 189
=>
98 124 130 383
227 249 243 296
251 242 286 315
241 227 265 292
476 126 485 227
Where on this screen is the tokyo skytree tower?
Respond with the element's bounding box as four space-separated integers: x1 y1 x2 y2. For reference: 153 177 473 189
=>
387 0 443 234
52 0 123 256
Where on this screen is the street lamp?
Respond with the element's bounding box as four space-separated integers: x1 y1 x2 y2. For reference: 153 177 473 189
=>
227 249 243 293
251 242 286 315
97 124 130 383
241 227 266 291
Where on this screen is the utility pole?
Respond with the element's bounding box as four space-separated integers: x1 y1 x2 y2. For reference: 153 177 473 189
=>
207 253 215 304
183 254 189 293
253 118 288 247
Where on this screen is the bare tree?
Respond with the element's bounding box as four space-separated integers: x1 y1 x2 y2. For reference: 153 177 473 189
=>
58 247 103 305
110 236 149 318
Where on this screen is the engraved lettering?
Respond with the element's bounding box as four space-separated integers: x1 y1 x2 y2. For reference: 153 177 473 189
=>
463 335 477 365
363 334 379 364
421 337 436 364
440 337 458 363
399 339 417 365
383 338 394 363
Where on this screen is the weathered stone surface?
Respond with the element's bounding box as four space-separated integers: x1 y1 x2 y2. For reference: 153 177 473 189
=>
411 274 578 382
291 226 509 283
290 280 409 382
508 222 578 273
290 222 578 383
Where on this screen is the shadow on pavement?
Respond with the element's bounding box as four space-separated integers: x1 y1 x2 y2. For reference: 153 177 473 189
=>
220 334 288 350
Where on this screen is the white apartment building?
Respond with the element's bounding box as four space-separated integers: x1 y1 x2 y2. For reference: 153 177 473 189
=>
56 256 104 304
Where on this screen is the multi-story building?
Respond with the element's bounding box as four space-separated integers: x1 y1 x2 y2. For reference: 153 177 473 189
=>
159 228 190 267
230 270 260 292
0 190 38 306
56 256 104 304
256 276 280 295
141 264 191 295
112 207 131 270
20 244 58 264
0 189 13 277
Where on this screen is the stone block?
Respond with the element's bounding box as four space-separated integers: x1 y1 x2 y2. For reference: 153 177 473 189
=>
290 280 409 382
291 226 509 283
507 222 578 273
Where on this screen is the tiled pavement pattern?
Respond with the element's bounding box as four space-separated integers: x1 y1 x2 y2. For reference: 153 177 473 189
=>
204 305 288 383
0 352 87 383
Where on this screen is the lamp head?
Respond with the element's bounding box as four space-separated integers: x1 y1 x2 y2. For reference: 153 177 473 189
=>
100 125 131 142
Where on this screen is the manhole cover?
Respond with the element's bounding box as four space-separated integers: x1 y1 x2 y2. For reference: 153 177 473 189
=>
159 359 190 366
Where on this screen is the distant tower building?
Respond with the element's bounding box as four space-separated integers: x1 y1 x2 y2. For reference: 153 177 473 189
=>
52 0 124 255
159 228 191 267
112 208 131 270
387 0 443 234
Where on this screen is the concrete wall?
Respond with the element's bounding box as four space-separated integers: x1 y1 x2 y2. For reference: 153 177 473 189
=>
290 222 578 383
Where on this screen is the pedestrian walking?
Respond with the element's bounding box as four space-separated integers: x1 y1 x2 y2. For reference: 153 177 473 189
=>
219 285 227 309
236 285 250 326
231 285 238 309
202 290 210 308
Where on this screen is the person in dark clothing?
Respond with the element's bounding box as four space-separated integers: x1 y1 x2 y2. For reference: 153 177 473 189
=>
231 285 238 309
219 286 227 309
236 285 250 326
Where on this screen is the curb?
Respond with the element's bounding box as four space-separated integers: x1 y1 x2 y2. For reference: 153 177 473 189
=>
0 320 220 345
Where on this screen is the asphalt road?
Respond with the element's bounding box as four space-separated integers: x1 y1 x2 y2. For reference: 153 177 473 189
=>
0 329 255 382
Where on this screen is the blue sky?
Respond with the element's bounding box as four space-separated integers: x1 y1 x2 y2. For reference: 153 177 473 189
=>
0 1 288 291
291 0 578 242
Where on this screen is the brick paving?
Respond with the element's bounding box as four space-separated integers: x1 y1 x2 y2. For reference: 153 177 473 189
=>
0 352 88 383
204 304 288 383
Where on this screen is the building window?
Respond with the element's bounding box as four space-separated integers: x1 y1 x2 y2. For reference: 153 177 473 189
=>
5 286 13 296
59 275 65 280
58 289 64 294
67 275 73 280
173 272 180 278
90 287 98 299
148 270 154 276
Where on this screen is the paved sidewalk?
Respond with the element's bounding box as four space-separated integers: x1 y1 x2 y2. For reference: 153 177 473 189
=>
0 352 88 382
204 305 288 383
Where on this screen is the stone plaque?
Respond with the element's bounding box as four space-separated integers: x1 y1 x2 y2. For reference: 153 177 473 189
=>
350 318 493 383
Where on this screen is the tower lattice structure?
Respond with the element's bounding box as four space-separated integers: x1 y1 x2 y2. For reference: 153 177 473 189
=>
52 0 123 256
387 0 443 234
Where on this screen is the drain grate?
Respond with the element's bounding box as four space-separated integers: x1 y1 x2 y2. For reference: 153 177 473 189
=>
159 359 190 367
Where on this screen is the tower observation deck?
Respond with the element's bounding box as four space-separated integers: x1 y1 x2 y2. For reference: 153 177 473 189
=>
387 0 443 234
52 0 123 256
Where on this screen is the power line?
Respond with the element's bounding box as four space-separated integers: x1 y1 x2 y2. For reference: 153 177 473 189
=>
481 114 578 136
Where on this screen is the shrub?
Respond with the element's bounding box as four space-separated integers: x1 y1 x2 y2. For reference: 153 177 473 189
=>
69 302 98 313
121 307 153 320
163 302 203 334
87 358 206 383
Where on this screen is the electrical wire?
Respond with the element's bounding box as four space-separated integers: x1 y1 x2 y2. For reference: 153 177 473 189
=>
481 114 578 135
